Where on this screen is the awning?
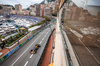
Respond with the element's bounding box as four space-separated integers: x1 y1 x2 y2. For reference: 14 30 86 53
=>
20 28 25 30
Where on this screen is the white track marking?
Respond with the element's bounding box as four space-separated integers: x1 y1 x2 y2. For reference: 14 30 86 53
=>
11 30 50 66
42 38 44 40
24 61 28 66
11 33 43 66
39 41 42 44
39 30 50 44
29 54 33 58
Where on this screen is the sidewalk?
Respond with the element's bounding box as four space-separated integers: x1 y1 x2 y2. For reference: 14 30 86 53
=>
40 30 55 66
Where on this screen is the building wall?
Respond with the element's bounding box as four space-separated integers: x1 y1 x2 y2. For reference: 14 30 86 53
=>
30 12 36 16
40 4 45 16
3 6 12 15
0 10 4 15
29 6 36 16
36 4 40 16
44 7 52 18
10 10 16 14
15 4 22 12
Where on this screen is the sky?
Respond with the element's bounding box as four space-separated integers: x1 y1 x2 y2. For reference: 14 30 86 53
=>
0 0 44 8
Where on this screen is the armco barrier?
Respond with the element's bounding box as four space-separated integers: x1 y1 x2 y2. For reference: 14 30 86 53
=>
6 51 12 58
28 35 34 40
0 55 6 63
6 45 20 57
0 45 21 63
20 39 28 46
10 45 20 54
0 24 54 63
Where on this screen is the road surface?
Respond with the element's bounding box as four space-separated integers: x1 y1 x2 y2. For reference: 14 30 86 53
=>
0 24 55 66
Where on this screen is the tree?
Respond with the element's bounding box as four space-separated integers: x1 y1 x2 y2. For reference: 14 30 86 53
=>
0 35 2 42
12 6 15 10
0 6 3 9
1 36 5 39
0 35 1 38
27 8 30 10
52 13 57 16
16 34 20 38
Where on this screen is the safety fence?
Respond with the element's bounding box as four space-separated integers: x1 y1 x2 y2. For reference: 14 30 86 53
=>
0 24 54 63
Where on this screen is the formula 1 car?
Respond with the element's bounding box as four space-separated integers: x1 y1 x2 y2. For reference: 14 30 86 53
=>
30 44 41 54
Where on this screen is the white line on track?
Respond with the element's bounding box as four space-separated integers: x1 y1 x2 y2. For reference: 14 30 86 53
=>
43 30 50 39
11 33 43 66
43 31 50 45
44 35 46 38
29 54 33 58
42 32 44 34
39 41 42 44
24 61 28 66
39 30 50 45
11 29 51 66
42 38 44 40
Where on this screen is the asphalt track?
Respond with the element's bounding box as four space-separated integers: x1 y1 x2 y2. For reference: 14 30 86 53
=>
0 24 55 66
